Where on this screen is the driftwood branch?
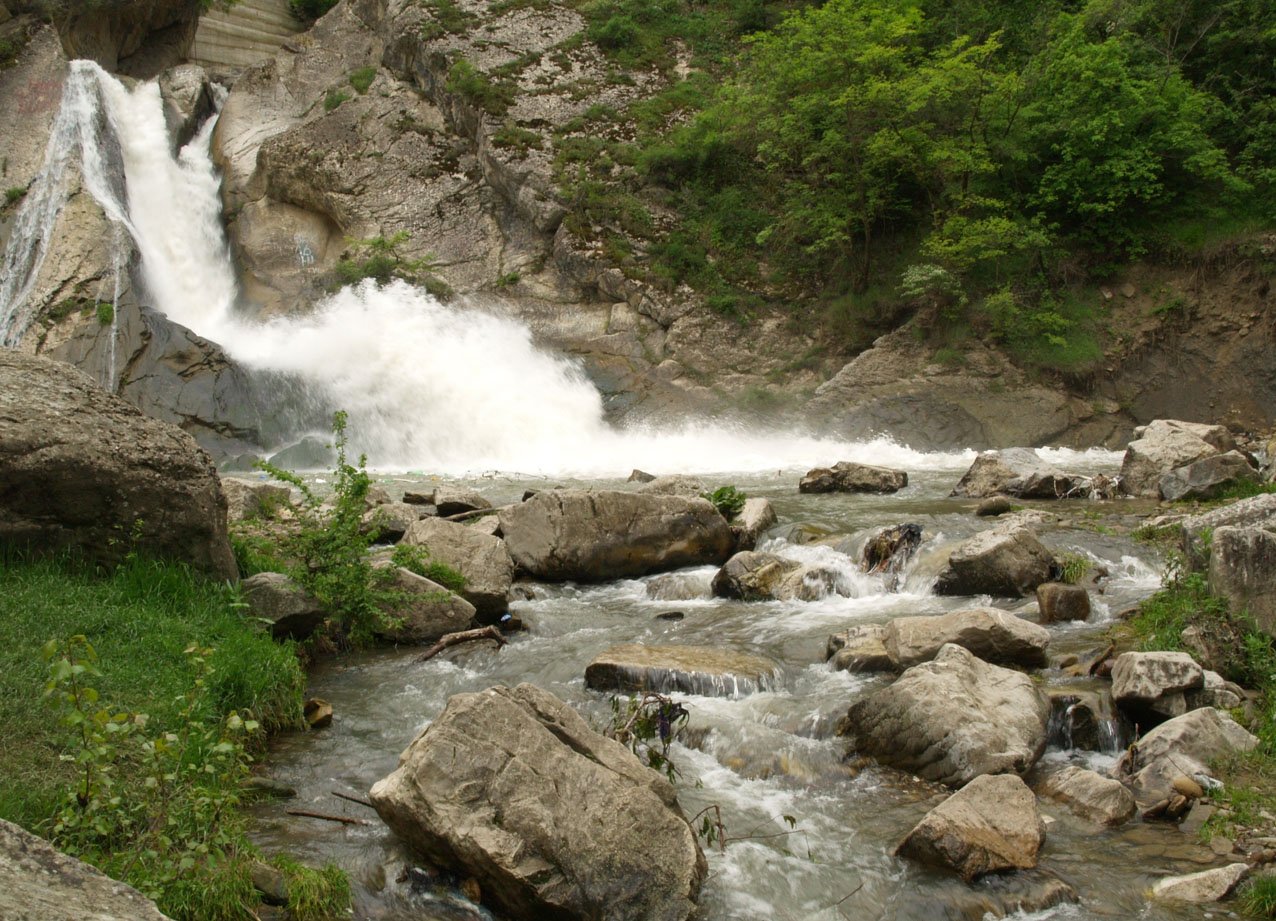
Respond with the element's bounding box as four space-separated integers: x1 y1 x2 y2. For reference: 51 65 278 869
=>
416 625 507 662
331 790 375 810
442 505 512 522
285 808 370 826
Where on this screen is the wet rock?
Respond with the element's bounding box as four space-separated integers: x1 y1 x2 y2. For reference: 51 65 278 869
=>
976 496 1015 517
402 491 434 506
370 684 706 921
885 608 1051 669
401 517 514 622
840 644 1050 787
1209 525 1276 636
499 489 735 583
1116 707 1257 806
0 817 174 920
585 644 781 698
1046 689 1123 752
242 776 297 799
250 860 289 906
1159 451 1259 501
241 572 326 640
304 698 333 729
934 524 1057 598
1038 766 1136 825
710 551 800 601
896 774 1044 881
1150 863 1248 902
372 566 476 645
0 349 237 580
799 461 907 494
947 869 1078 919
861 523 923 584
1110 651 1204 725
221 476 291 523
1120 419 1234 498
645 570 712 601
826 624 895 673
157 63 214 151
1181 493 1276 571
730 497 777 552
637 475 705 498
1035 582 1090 623
432 488 492 518
628 469 656 483
950 448 1085 499
363 501 431 543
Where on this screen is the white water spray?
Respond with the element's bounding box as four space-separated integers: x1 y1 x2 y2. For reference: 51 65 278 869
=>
1 63 1114 475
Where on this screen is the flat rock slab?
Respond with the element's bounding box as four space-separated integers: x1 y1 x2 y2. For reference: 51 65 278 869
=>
1038 766 1136 825
1151 863 1248 902
370 684 706 921
841 644 1049 787
0 818 173 920
586 644 781 698
896 774 1045 881
885 607 1050 669
799 462 907 494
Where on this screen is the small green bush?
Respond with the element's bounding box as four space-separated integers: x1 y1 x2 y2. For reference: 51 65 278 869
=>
4 186 27 206
348 66 376 94
323 89 350 112
390 543 467 594
95 302 113 326
1241 871 1276 917
446 58 515 116
702 485 746 519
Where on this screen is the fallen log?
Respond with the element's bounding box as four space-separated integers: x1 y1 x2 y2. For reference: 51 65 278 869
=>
442 505 511 522
416 625 508 662
285 809 370 826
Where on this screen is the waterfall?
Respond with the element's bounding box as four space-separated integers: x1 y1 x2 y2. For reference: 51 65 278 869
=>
1 62 981 475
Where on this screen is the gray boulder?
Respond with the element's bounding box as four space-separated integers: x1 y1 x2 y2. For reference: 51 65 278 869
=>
1181 493 1276 571
0 818 173 921
1037 766 1136 825
636 475 705 498
884 608 1051 669
370 684 706 921
498 490 735 582
730 497 776 551
362 501 431 543
710 551 800 600
240 572 326 640
1120 420 1234 498
1159 451 1258 501
799 462 907 494
1110 651 1204 725
401 517 514 622
1150 864 1249 903
1209 525 1276 636
585 644 781 698
372 566 476 645
157 63 215 151
826 624 894 673
840 644 1050 787
432 487 492 518
0 349 236 580
950 448 1085 499
896 774 1044 881
1035 582 1090 623
934 524 1057 597
1115 707 1257 806
221 476 291 523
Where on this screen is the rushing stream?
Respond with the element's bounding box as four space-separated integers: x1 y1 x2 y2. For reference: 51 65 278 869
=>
0 61 1228 921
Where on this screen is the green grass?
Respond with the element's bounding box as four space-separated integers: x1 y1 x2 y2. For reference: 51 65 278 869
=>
323 89 351 112
1241 871 1276 918
348 66 376 94
0 552 305 832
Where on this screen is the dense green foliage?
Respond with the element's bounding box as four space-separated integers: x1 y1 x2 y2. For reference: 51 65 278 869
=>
334 232 452 297
553 0 1274 363
0 553 349 919
702 485 747 519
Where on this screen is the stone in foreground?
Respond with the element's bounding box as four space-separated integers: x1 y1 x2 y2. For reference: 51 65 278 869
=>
885 607 1051 669
0 349 236 580
1116 707 1257 806
1038 766 1136 826
586 644 781 697
0 818 173 920
1150 864 1248 903
370 684 706 921
499 489 735 582
896 774 1045 881
711 551 800 600
826 624 895 673
935 524 1057 598
840 644 1049 787
799 462 907 494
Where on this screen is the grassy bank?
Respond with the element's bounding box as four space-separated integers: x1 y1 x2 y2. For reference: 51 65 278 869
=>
0 551 348 920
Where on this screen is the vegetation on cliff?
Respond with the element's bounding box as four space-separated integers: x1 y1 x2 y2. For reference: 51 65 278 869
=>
550 0 1274 367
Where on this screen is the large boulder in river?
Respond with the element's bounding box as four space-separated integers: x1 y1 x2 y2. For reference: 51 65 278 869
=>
401 517 514 622
826 624 895 673
1035 581 1090 623
934 524 1057 597
370 684 706 921
896 774 1044 881
1110 651 1204 726
0 817 174 921
1119 419 1235 498
1209 525 1276 636
885 608 1051 669
0 349 236 580
840 644 1050 787
1115 707 1257 806
710 551 800 600
499 490 735 582
1158 451 1258 502
799 461 907 494
950 448 1085 499
585 644 781 698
